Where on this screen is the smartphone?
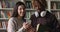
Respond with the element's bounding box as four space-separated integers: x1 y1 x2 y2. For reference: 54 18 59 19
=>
26 19 31 24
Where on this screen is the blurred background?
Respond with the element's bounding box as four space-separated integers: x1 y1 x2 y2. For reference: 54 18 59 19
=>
0 0 60 32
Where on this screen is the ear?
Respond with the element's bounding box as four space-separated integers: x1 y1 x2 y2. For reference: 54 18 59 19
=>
35 11 39 17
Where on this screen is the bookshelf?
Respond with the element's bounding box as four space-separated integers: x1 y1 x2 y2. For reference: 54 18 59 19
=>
0 0 60 32
46 0 60 20
0 0 35 32
0 8 35 11
0 28 6 32
0 18 8 21
0 8 13 11
51 0 60 20
0 0 22 32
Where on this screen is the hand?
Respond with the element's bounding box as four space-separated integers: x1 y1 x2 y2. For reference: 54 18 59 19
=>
23 22 30 29
26 26 36 32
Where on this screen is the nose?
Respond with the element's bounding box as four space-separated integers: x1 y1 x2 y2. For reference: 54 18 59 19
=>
22 9 23 12
21 9 25 13
37 6 39 9
36 6 40 9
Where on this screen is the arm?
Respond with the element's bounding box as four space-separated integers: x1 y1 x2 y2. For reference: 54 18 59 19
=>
51 15 58 32
30 15 37 32
17 27 26 32
7 18 26 32
7 19 15 32
17 22 31 32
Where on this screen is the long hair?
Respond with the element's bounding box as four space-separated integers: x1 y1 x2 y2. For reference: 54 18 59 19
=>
11 1 26 19
32 0 47 9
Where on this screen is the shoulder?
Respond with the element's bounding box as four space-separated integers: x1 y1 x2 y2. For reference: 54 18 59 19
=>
8 17 17 24
8 17 16 21
46 11 56 18
30 14 36 20
46 11 58 21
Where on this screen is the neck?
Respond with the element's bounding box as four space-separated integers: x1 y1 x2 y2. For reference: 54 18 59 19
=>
17 16 22 20
38 9 46 13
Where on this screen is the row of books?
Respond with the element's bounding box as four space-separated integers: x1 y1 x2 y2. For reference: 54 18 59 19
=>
51 1 60 9
0 0 15 8
25 11 34 19
51 1 60 20
26 1 32 8
52 11 60 19
0 0 33 29
0 0 13 29
0 10 11 29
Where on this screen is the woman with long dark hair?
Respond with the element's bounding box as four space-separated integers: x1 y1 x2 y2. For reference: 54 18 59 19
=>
7 1 30 32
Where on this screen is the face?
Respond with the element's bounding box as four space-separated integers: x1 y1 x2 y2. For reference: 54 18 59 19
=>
18 5 25 17
34 1 42 12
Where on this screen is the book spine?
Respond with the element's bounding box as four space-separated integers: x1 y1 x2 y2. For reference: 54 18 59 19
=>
26 1 32 8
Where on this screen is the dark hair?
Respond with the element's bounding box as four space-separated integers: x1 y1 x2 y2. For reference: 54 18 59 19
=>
11 1 26 19
32 0 47 9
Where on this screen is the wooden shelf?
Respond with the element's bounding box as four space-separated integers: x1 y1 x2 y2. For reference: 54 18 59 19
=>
0 8 36 11
0 28 7 32
51 9 60 12
0 8 13 11
0 18 9 21
0 18 30 21
0 28 6 30
26 8 36 11
25 18 30 19
50 0 60 1
0 8 48 12
26 0 31 1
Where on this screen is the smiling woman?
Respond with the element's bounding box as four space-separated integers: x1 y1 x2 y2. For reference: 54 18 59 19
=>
7 1 31 32
17 5 25 17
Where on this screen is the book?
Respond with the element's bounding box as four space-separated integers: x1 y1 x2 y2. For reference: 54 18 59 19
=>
36 24 40 32
0 1 3 28
1 0 11 8
26 1 32 8
56 2 60 9
51 1 60 9
0 11 1 18
58 12 60 19
51 2 56 9
52 11 58 18
0 1 2 18
26 12 30 18
0 1 2 9
9 1 15 8
0 22 2 28
2 21 6 29
1 1 6 8
0 0 11 29
1 11 6 18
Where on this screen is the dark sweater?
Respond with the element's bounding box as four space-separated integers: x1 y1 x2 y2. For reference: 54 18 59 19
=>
30 11 58 32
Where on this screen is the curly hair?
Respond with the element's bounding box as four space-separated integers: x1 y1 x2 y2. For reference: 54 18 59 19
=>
32 0 47 9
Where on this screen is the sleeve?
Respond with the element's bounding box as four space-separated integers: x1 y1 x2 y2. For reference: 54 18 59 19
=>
51 15 58 32
7 19 26 32
30 15 37 31
7 19 15 32
17 27 26 32
30 15 34 28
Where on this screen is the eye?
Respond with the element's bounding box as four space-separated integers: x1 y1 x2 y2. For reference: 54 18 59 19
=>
19 8 21 10
23 8 25 10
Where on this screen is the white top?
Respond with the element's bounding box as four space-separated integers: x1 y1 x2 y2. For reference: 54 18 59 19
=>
7 17 26 32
